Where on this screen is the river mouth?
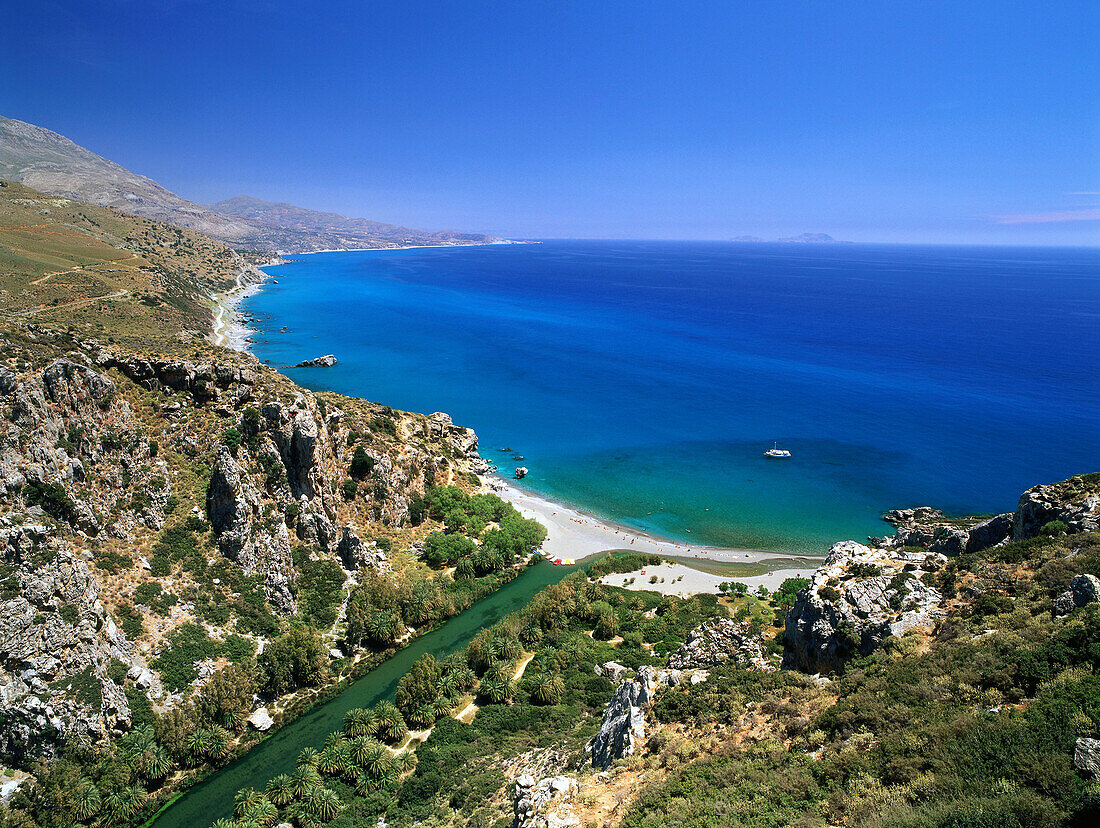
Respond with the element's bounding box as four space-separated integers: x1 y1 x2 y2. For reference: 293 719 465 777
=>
150 559 578 828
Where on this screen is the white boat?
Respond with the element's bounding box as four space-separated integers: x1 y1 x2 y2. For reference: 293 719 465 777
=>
764 442 791 458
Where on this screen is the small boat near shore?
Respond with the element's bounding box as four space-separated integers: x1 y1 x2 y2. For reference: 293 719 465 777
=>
764 441 791 458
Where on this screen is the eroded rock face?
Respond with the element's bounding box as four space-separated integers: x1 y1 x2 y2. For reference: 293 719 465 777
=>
0 518 135 758
336 524 385 572
1014 476 1100 539
428 412 483 470
589 666 663 770
1055 574 1100 616
206 447 295 613
783 541 943 674
882 509 1013 557
1074 737 1100 777
668 617 773 671
513 774 579 828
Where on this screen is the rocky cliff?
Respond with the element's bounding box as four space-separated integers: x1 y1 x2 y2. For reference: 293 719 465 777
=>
0 326 487 758
786 474 1100 674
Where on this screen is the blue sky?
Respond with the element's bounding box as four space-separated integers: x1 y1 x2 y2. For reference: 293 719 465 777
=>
3 1 1098 244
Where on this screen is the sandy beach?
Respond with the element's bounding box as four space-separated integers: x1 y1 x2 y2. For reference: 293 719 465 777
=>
598 561 813 598
488 476 819 569
210 268 268 351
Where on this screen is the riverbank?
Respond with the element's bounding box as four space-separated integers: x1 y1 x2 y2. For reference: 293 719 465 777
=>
488 476 819 569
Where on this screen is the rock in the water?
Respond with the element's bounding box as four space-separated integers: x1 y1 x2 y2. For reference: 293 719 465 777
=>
667 617 772 671
1074 737 1100 776
295 354 337 367
589 667 658 770
248 707 274 731
783 540 943 674
1055 574 1100 616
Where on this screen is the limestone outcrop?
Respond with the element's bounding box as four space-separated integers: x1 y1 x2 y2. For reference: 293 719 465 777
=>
881 508 1013 557
783 541 944 674
1055 574 1100 616
590 665 666 769
513 774 579 828
1014 475 1100 539
0 518 135 758
336 524 385 572
1074 738 1100 777
667 617 773 671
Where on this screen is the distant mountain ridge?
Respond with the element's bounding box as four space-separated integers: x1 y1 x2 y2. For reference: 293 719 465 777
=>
0 115 498 253
210 194 497 252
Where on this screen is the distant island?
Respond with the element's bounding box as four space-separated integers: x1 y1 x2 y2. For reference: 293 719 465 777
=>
732 232 850 243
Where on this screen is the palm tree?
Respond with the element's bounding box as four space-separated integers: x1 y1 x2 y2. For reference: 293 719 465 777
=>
210 820 237 828
234 788 266 819
479 670 514 704
373 756 400 786
290 765 322 799
138 743 172 781
373 700 407 743
72 778 101 822
397 749 417 772
185 728 215 766
297 746 320 768
349 736 383 767
343 707 376 738
360 741 389 779
354 770 379 797
448 664 477 690
431 695 455 719
407 703 436 729
245 799 279 827
265 773 295 807
205 726 231 763
103 786 145 824
302 786 343 821
437 671 458 699
316 744 347 777
532 674 565 705
499 636 522 661
323 731 347 751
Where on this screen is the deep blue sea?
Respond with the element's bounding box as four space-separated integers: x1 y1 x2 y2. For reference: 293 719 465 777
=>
246 241 1100 555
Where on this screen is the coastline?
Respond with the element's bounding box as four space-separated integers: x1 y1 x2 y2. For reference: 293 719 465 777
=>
488 475 820 570
281 239 533 256
210 250 825 592
209 268 271 351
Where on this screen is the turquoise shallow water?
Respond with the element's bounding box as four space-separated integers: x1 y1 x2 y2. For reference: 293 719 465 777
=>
245 241 1100 554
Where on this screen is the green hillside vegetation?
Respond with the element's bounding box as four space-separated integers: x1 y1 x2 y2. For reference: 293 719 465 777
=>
131 528 1100 828
0 179 241 349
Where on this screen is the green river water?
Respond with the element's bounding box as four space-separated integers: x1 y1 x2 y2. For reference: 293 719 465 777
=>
152 560 577 828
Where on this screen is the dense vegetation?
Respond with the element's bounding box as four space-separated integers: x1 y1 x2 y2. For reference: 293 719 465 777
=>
621 531 1100 828
203 570 729 828
0 481 545 828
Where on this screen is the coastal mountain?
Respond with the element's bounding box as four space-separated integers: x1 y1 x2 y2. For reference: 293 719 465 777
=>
0 115 255 242
0 115 497 253
210 194 500 252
